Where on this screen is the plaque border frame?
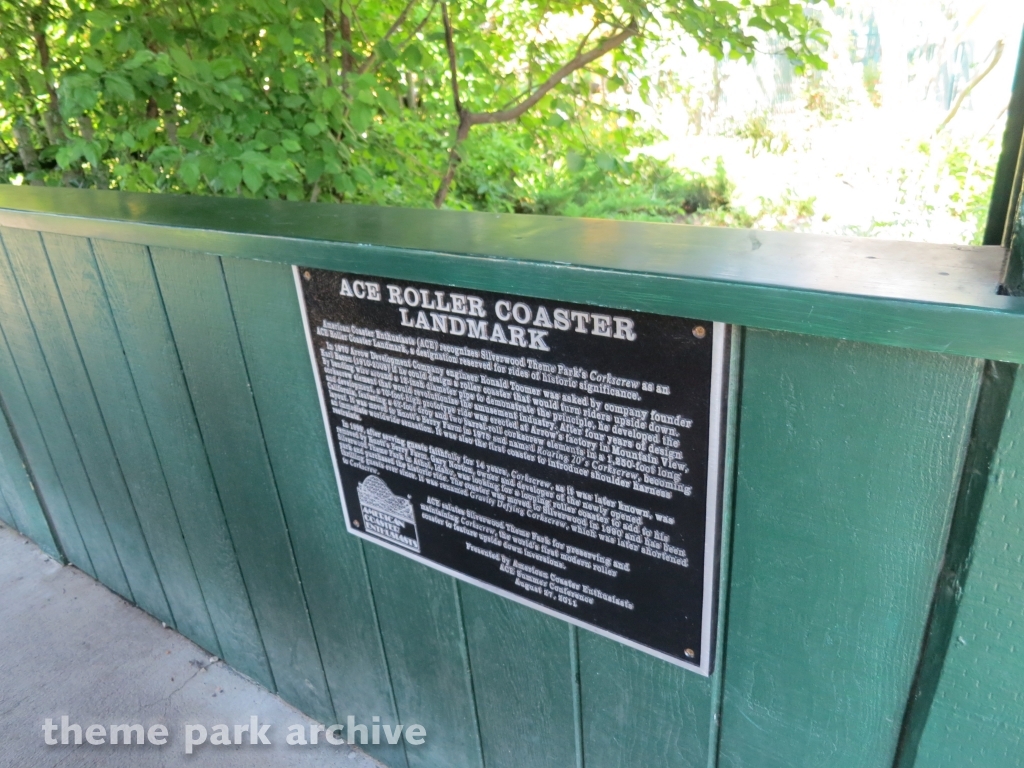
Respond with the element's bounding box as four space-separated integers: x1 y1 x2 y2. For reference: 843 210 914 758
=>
294 265 729 676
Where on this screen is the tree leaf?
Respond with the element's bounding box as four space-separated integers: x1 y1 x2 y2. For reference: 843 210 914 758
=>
350 103 373 134
104 74 135 102
322 88 341 109
210 58 238 79
123 50 156 71
198 155 219 178
168 47 196 78
242 163 263 192
402 44 424 68
352 166 373 186
305 155 325 183
208 15 229 39
179 159 201 189
219 161 242 191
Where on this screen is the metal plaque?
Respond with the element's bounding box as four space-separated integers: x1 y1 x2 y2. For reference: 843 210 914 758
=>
295 267 727 674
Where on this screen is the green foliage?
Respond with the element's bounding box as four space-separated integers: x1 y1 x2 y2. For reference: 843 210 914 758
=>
731 111 792 157
902 136 998 245
526 154 735 222
0 0 832 213
840 134 997 244
940 139 997 245
754 187 816 230
802 69 849 120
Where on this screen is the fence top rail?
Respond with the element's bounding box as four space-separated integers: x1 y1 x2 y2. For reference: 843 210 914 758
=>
0 186 1021 363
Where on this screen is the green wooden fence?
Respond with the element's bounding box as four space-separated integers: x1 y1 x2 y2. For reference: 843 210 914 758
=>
0 179 1021 767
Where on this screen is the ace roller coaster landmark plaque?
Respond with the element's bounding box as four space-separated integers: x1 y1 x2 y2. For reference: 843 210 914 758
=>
296 267 728 674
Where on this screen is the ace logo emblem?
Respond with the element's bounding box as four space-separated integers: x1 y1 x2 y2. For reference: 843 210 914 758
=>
297 268 728 674
357 474 421 553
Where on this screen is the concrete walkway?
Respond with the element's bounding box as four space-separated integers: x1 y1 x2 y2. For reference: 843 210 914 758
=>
0 522 384 767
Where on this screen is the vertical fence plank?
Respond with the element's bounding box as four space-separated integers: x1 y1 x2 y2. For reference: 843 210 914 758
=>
220 256 407 767
913 368 1024 768
0 404 61 558
92 239 273 687
580 632 713 768
0 229 125 591
364 547 485 768
43 232 219 652
0 469 15 528
0 331 85 568
575 331 748 768
149 246 334 723
459 584 579 768
717 331 982 768
1 226 171 622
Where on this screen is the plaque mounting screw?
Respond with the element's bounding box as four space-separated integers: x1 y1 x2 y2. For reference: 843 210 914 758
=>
303 270 312 281
684 648 695 658
691 326 706 339
353 519 361 527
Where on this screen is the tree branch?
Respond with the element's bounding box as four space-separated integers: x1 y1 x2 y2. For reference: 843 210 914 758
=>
433 16 638 208
467 21 637 126
441 2 462 115
324 8 335 86
356 0 419 74
182 0 201 29
574 19 601 59
493 18 601 116
29 2 65 142
394 1 437 54
340 2 354 86
937 39 1004 132
433 2 469 207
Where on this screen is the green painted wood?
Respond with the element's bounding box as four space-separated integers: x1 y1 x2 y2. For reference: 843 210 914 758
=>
1007 193 1024 295
913 367 1024 768
579 631 712 768
571 335 746 768
0 402 61 557
1 225 170 621
0 231 126 590
892 361 1018 768
718 330 982 768
983 26 1024 247
149 245 334 722
0 189 1022 365
0 470 15 528
706 328 744 768
42 231 219 652
0 329 87 569
458 583 579 768
90 239 272 687
0 415 19 529
3 189 1024 768
220 255 407 766
363 547 484 768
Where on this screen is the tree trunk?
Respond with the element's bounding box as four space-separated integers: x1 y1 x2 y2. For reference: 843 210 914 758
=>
12 119 43 185
340 3 354 91
433 115 471 208
30 3 65 142
324 9 335 86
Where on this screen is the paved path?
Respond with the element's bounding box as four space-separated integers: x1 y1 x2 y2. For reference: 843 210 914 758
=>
0 522 384 767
